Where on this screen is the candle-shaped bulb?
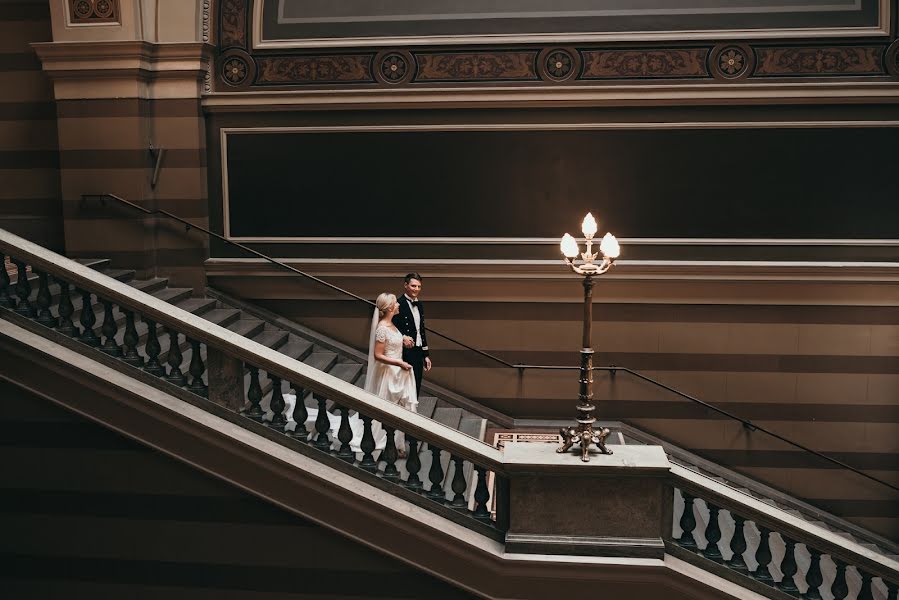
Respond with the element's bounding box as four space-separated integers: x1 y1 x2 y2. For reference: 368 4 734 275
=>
581 213 598 238
599 232 620 259
560 233 579 258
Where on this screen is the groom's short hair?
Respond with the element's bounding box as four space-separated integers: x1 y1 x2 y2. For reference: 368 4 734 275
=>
404 272 422 284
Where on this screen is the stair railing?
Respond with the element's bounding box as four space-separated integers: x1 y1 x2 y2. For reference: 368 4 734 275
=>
80 193 899 500
0 228 507 533
669 464 899 600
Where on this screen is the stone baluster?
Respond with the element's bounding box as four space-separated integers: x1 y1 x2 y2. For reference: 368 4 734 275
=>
12 260 34 317
290 386 308 441
164 328 186 386
187 339 207 397
753 526 774 586
35 271 57 328
0 254 14 308
777 536 800 596
701 502 723 562
359 416 377 472
426 444 445 502
121 310 143 366
55 278 78 337
830 560 849 600
243 365 264 421
77 288 99 346
473 465 491 522
312 395 331 451
404 437 423 491
802 547 823 600
99 299 122 357
727 514 749 573
336 406 354 461
143 319 165 376
449 456 468 510
381 425 399 481
267 374 285 428
858 571 874 600
678 491 698 551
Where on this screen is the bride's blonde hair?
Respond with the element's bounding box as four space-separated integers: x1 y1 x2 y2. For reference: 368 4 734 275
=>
376 293 397 319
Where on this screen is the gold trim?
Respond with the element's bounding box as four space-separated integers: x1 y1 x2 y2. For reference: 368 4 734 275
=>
252 0 891 49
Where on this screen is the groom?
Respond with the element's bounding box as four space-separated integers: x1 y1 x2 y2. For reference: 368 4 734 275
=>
393 272 431 396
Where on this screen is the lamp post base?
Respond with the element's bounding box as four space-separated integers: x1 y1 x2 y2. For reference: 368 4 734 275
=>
557 424 613 462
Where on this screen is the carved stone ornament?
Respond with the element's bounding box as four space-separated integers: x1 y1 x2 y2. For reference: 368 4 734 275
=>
710 44 754 81
218 50 255 89
538 48 579 82
374 51 414 85
69 0 119 23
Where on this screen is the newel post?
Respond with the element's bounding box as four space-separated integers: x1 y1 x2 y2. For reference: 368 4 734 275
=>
502 443 672 557
207 347 244 411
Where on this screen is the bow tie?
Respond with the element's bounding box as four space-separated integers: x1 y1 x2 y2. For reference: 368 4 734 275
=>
409 300 420 307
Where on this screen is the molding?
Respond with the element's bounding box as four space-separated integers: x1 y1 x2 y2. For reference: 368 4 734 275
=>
251 0 892 49
506 534 666 559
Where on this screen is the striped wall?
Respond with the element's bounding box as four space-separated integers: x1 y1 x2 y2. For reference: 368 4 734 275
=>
205 267 899 542
0 1 62 251
0 378 474 598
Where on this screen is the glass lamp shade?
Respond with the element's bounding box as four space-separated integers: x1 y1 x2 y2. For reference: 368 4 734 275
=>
599 232 620 258
581 213 598 237
560 233 579 258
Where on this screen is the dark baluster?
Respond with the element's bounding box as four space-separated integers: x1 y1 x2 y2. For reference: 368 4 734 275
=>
266 374 285 428
336 406 354 461
380 425 399 481
312 395 331 451
473 465 491 522
359 415 377 472
753 526 774 586
678 491 698 551
99 299 122 356
121 310 143 366
885 580 897 600
77 288 99 346
164 328 186 386
858 571 874 600
830 560 849 600
143 319 165 376
55 278 78 337
186 339 207 396
727 514 748 572
244 366 264 422
701 502 723 562
887 581 898 600
777 537 800 596
449 456 468 510
290 386 308 441
35 271 57 328
426 444 445 502
12 260 35 317
802 547 823 600
404 437 423 492
0 254 14 308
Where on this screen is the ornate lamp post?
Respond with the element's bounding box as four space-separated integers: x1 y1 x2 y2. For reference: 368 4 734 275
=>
557 213 620 462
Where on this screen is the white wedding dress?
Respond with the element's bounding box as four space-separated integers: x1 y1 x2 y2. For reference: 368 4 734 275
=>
281 314 417 454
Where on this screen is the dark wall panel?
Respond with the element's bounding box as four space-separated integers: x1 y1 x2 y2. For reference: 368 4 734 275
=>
225 128 899 240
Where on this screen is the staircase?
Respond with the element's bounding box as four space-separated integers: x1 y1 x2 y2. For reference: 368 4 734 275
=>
1 231 897 600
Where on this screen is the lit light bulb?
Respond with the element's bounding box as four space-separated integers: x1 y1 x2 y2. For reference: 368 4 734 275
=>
599 232 620 259
581 213 598 238
560 233 579 259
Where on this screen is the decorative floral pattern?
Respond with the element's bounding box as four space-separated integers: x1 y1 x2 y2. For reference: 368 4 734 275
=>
220 0 248 48
222 57 249 85
416 53 537 81
380 54 408 83
545 50 574 80
582 49 708 78
70 0 118 23
718 47 746 77
255 56 371 84
755 46 883 76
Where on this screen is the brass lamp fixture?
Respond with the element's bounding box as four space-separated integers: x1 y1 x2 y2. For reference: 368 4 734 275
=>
557 213 620 462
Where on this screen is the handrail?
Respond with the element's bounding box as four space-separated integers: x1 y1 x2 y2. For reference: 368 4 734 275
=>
82 194 899 496
0 227 506 473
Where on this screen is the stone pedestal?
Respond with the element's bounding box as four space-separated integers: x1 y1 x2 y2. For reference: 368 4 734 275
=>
504 442 672 558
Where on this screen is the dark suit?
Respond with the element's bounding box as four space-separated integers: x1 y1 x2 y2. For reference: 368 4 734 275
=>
393 295 428 396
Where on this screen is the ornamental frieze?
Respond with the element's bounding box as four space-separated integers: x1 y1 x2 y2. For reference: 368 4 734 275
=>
416 53 538 81
754 46 884 76
581 49 708 79
220 0 248 48
256 56 372 84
